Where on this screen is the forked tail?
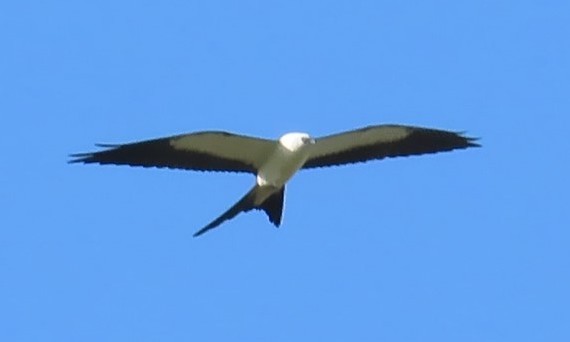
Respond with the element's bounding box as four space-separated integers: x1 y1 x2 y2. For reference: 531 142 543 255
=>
193 185 285 237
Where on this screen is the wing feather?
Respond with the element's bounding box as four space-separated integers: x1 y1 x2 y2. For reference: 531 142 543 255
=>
69 131 275 173
303 125 480 169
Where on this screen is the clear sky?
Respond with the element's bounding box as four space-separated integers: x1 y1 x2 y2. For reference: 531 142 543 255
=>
1 1 569 341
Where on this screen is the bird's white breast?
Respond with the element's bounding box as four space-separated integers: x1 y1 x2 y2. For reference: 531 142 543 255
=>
256 133 313 187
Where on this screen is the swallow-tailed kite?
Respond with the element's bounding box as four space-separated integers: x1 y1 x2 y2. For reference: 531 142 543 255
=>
70 124 479 236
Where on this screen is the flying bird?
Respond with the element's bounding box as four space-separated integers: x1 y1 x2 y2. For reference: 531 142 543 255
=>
70 124 479 237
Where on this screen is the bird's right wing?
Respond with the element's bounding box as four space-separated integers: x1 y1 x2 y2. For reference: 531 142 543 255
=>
69 131 276 173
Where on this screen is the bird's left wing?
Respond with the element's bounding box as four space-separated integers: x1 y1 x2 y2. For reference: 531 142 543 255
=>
303 124 479 169
70 131 275 173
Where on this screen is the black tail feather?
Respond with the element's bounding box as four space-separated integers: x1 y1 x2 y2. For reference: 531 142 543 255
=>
258 186 285 226
193 187 257 237
193 185 286 237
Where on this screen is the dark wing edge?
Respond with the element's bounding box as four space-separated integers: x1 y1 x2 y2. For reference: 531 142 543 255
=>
69 136 258 173
303 126 480 169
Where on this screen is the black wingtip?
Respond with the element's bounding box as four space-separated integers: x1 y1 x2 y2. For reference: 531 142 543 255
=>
68 153 93 164
453 130 481 149
95 143 121 148
465 136 482 148
68 143 118 164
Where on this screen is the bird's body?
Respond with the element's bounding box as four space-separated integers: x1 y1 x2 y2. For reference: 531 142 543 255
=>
256 132 314 187
70 124 480 236
193 132 314 236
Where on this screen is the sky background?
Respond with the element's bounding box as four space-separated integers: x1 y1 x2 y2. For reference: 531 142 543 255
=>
1 0 569 341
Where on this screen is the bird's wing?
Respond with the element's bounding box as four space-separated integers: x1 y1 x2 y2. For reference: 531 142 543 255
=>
69 131 275 173
303 124 480 169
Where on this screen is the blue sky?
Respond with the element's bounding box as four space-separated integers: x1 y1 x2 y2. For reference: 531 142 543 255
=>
1 0 569 341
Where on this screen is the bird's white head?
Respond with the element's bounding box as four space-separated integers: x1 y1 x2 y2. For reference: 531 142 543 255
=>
279 132 315 151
